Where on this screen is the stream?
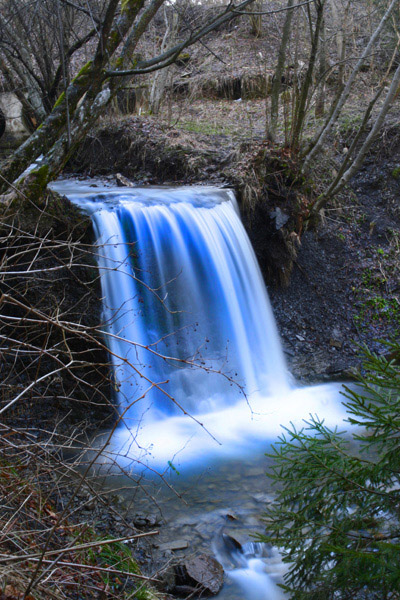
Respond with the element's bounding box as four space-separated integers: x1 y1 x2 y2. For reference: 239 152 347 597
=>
51 180 349 599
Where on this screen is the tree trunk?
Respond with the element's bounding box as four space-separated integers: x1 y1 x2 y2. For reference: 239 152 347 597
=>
302 0 398 171
310 60 400 215
290 0 324 150
315 14 326 118
149 8 179 115
267 0 295 142
249 0 263 38
330 0 346 91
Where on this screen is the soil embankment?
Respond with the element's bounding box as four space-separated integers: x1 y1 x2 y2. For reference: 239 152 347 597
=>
68 116 400 382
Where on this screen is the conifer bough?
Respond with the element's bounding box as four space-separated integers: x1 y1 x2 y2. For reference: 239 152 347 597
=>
260 341 400 599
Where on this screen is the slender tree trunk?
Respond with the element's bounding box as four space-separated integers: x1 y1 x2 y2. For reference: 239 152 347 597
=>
323 34 400 201
150 8 179 115
302 0 398 171
315 14 326 118
0 14 48 124
330 0 346 91
249 0 263 37
0 56 43 130
310 60 400 215
290 0 324 150
267 0 295 142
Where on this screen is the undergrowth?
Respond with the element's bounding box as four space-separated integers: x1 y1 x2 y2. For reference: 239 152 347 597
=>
260 341 400 599
0 443 156 599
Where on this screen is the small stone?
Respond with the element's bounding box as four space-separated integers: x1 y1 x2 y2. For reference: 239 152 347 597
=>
329 338 343 349
132 513 148 527
270 207 289 230
253 493 272 503
157 539 189 552
226 513 238 521
116 173 134 187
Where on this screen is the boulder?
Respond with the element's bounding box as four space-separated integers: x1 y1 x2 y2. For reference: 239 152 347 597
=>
174 554 224 596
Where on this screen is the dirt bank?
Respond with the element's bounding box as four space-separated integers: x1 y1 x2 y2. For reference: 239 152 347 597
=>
67 116 399 383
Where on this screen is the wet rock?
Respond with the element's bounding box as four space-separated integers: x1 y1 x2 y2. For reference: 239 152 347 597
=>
212 534 245 570
270 207 290 230
132 513 161 528
253 492 273 504
329 328 343 349
116 172 134 187
226 512 238 521
174 554 224 596
158 539 189 552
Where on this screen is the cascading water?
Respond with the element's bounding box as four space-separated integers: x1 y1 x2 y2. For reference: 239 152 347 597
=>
51 180 346 470
88 185 290 420
51 180 348 600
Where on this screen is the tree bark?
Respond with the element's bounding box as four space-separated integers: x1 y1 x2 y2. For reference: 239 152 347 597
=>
315 13 326 118
267 0 295 142
290 0 325 150
149 7 179 115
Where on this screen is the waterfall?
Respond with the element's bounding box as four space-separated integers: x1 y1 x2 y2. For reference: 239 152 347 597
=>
51 181 346 470
90 186 289 416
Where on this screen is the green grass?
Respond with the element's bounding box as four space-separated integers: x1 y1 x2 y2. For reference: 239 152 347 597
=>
178 120 229 135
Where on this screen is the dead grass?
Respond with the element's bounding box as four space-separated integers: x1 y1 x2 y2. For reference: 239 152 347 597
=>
158 98 266 143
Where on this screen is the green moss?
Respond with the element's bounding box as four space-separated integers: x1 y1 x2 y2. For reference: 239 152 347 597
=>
121 0 138 12
31 164 49 185
176 52 190 66
52 91 65 110
114 54 138 70
71 60 93 84
20 164 50 202
392 166 400 179
110 29 120 46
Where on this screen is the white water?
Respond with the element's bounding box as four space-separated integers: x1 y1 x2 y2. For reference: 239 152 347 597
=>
213 537 287 600
50 181 347 470
51 181 349 599
228 558 286 600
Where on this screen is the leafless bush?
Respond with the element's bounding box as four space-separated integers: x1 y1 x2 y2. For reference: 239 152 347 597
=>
0 194 163 599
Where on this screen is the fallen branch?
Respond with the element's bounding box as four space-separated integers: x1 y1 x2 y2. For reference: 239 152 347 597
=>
0 531 159 564
29 558 162 582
